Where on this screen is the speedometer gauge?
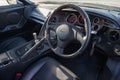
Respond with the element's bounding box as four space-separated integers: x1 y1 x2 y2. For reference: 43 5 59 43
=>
66 13 77 24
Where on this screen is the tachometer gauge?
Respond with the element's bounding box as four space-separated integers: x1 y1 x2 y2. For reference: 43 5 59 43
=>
66 13 77 24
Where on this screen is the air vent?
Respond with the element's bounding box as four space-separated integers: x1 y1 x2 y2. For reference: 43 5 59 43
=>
109 31 120 41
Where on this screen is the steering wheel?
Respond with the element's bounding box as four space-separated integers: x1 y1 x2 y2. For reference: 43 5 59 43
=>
45 4 91 58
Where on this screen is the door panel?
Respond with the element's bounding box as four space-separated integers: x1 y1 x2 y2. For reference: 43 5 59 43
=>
0 4 25 32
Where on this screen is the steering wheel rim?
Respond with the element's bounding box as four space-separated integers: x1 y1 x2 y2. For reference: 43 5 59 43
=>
45 4 91 58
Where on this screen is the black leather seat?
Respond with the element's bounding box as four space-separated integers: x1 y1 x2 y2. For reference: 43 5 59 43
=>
0 37 27 53
21 57 79 80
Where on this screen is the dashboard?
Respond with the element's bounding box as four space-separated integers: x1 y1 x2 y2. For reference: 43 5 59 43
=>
46 9 120 57
49 10 117 32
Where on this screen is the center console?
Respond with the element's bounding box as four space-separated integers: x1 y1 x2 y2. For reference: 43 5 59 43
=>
0 36 50 69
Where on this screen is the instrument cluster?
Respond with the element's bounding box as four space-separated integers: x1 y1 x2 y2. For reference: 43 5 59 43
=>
49 11 84 26
66 13 84 25
49 11 116 33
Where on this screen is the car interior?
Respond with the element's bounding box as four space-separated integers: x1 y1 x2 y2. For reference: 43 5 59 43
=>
0 0 120 80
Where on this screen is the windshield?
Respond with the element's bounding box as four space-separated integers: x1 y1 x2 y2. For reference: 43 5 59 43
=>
0 0 17 6
30 0 120 11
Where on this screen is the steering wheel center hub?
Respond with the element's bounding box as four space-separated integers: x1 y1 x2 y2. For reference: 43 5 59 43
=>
56 24 71 40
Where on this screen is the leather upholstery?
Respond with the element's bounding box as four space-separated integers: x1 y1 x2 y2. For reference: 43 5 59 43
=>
21 57 79 80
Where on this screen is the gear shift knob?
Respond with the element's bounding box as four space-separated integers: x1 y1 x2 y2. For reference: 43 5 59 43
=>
33 32 39 44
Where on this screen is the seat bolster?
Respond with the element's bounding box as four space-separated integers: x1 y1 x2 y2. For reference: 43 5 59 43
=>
21 57 52 80
21 57 79 80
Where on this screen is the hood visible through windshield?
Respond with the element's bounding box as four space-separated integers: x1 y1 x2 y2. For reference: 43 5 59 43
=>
30 0 120 11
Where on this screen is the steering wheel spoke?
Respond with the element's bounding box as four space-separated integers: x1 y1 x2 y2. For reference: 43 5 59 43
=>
57 38 66 48
54 46 64 54
72 28 85 46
